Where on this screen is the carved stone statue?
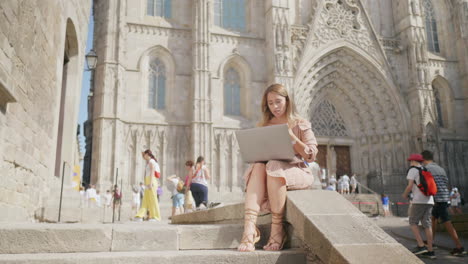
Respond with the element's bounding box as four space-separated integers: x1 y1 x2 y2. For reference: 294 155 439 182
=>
276 52 284 73
411 0 421 16
283 53 291 73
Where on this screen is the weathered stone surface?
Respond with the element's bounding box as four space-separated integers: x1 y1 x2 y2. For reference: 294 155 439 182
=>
0 224 112 254
286 190 423 264
332 244 422 264
171 203 245 224
111 224 178 251
0 249 307 264
0 0 91 223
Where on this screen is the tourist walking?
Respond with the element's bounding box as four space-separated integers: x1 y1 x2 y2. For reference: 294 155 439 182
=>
134 149 161 222
450 187 463 215
422 150 466 256
237 84 318 252
104 190 112 208
350 174 358 194
381 194 390 217
166 175 185 217
112 185 122 210
132 187 141 215
402 153 436 259
187 156 210 209
341 174 350 194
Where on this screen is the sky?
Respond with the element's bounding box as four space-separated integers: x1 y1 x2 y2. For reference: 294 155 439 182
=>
78 6 94 155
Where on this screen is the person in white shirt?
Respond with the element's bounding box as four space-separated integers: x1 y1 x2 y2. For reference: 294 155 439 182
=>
104 190 112 208
132 187 141 215
95 190 102 207
86 185 97 208
402 154 435 259
186 156 211 209
450 188 462 215
329 175 337 190
337 176 343 194
341 174 350 194
350 174 358 194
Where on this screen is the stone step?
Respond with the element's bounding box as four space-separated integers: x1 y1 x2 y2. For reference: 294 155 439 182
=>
0 249 307 264
0 222 302 254
343 193 383 216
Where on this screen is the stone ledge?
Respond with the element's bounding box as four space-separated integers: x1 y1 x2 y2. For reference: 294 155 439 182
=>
286 190 423 264
0 249 307 264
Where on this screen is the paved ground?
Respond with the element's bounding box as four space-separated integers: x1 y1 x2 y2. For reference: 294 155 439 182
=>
375 216 467 263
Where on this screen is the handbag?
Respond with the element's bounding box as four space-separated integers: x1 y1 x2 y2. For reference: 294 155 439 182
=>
185 190 195 209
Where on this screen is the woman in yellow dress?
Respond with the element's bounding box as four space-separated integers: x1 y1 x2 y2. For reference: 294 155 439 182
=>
134 149 161 221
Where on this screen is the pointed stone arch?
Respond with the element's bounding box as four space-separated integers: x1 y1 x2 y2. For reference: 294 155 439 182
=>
55 18 81 177
431 76 454 129
138 45 176 121
295 46 410 135
218 54 253 119
310 98 350 138
294 46 411 181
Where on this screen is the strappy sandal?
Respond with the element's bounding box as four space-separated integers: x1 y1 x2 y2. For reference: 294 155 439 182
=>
263 212 286 251
237 208 261 252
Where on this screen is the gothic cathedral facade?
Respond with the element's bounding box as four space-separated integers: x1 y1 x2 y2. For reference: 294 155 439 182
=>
87 0 468 201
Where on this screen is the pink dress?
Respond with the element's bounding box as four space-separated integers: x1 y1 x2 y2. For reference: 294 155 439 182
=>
243 119 318 212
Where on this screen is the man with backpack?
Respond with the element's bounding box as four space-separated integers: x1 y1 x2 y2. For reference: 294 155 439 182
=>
402 153 436 259
421 150 466 256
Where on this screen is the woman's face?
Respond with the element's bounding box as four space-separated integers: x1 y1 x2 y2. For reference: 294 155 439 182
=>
186 165 192 171
267 92 287 118
142 153 148 160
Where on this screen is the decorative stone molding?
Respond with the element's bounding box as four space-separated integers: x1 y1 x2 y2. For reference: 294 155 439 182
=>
291 25 309 72
127 23 191 39
309 0 379 60
428 59 459 69
210 33 264 46
379 37 401 52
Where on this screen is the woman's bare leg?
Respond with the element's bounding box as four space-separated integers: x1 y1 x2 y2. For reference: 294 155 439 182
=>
264 175 287 250
238 163 267 252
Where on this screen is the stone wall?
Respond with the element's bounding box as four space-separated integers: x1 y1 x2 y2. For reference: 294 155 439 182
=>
0 0 91 221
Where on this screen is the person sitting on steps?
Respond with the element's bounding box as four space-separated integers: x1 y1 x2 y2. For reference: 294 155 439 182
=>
237 83 318 252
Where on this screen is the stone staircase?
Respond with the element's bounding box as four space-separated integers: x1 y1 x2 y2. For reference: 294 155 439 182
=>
0 190 422 264
0 222 306 264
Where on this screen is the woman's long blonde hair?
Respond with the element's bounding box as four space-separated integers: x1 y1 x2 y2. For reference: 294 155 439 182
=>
259 83 299 127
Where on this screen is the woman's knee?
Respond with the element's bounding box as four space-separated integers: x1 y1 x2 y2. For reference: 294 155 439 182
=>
266 175 286 186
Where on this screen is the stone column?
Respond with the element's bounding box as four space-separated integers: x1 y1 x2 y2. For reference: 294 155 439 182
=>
454 0 468 134
91 0 126 190
265 0 294 91
191 0 213 170
392 0 429 150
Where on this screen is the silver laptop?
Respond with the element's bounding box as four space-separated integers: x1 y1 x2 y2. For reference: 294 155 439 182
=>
235 124 296 163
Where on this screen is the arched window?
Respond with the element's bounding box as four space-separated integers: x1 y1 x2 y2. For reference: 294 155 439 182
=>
147 0 171 18
423 0 440 53
148 58 166 110
433 86 444 127
214 0 246 31
311 100 349 137
224 67 241 116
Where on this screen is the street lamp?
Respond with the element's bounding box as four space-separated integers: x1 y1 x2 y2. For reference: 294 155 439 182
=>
85 49 98 70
